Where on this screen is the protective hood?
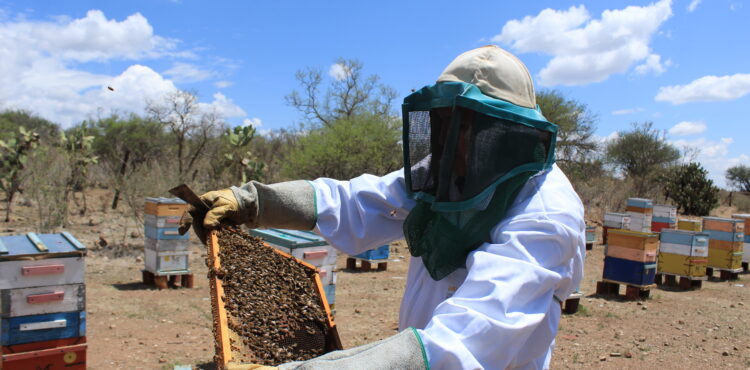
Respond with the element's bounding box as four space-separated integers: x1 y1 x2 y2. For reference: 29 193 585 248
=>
401 81 557 212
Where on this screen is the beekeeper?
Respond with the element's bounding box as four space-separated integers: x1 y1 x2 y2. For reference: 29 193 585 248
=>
182 45 585 369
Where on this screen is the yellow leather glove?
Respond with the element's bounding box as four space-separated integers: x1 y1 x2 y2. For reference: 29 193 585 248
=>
178 189 245 244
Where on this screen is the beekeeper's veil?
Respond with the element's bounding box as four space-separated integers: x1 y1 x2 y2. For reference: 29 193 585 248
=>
402 46 557 280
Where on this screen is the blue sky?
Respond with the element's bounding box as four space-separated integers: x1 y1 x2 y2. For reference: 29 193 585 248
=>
0 0 748 187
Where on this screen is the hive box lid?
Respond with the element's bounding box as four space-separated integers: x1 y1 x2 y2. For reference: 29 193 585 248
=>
248 228 329 249
144 197 187 205
0 233 86 260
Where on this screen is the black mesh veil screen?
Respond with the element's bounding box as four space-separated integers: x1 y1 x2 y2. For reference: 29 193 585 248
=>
407 108 551 203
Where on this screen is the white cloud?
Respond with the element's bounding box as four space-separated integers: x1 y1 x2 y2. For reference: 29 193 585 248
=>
492 0 673 86
163 62 215 83
243 117 262 127
612 107 644 115
0 9 243 127
730 3 742 11
596 131 620 144
214 80 233 88
201 93 245 118
687 0 702 12
670 137 746 187
668 120 706 136
329 63 350 81
634 54 671 75
655 73 750 104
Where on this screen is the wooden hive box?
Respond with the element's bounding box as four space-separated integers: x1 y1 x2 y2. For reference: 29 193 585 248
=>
144 197 188 217
734 214 750 263
0 233 87 347
207 230 342 369
702 217 744 233
603 212 630 229
0 340 86 370
677 219 702 232
606 229 659 252
708 247 743 270
603 256 657 286
658 252 707 277
605 244 657 263
248 228 339 268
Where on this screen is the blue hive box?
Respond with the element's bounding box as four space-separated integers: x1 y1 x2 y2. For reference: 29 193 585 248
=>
703 229 744 242
626 198 653 209
603 256 657 286
0 311 86 346
355 245 390 261
660 230 709 247
144 225 190 240
248 229 329 248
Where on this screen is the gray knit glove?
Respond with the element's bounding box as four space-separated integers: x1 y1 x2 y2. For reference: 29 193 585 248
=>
278 328 428 370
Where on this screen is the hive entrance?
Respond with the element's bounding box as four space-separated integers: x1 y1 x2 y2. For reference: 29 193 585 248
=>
208 227 341 367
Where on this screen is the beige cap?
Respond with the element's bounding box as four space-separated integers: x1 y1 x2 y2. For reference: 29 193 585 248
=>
437 45 536 109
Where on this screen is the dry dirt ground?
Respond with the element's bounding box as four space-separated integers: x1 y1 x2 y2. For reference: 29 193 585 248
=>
2 189 750 369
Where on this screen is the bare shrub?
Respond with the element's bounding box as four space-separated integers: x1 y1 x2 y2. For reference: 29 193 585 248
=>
25 145 71 232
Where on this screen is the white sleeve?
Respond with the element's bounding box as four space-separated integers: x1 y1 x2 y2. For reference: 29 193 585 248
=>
417 167 586 369
310 169 416 256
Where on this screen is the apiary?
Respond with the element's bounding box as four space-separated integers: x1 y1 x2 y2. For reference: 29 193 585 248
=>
657 230 709 279
208 228 342 368
0 233 87 369
602 229 659 287
731 214 750 269
143 197 192 288
677 219 702 232
702 217 744 272
651 204 677 232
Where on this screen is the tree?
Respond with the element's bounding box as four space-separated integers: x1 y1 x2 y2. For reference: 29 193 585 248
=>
90 114 167 209
0 110 59 142
61 123 98 215
663 162 719 215
209 125 265 185
282 113 402 179
605 122 680 196
146 90 223 179
285 58 397 127
536 90 598 167
0 126 40 221
726 165 750 192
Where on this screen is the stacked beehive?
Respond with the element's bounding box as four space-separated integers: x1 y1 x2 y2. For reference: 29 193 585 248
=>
248 228 339 310
602 212 630 245
625 198 653 232
602 229 659 287
585 225 596 250
702 217 744 277
658 229 709 282
348 244 390 271
732 214 750 271
143 197 192 289
651 204 677 232
677 219 702 232
0 233 87 370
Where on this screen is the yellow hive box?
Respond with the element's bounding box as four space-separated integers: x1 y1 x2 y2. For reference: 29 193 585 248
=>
677 219 701 232
709 240 743 252
606 229 659 251
708 248 743 270
658 252 707 277
626 205 653 214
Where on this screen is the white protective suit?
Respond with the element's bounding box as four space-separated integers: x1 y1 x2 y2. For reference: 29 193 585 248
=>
311 163 585 369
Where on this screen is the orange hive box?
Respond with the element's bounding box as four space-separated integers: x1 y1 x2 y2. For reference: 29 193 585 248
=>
606 229 659 251
703 217 744 233
605 245 657 262
207 230 342 370
625 205 653 214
